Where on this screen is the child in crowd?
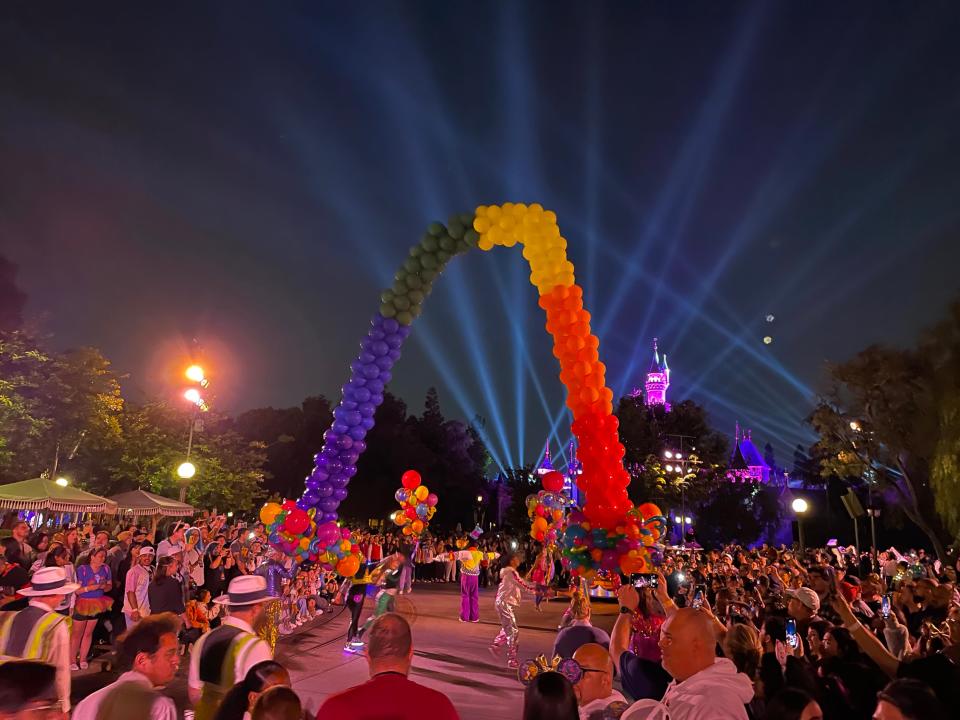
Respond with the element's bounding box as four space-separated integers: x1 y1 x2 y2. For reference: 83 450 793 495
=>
490 553 538 669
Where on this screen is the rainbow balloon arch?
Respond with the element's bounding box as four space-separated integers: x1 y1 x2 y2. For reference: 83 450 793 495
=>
263 203 667 578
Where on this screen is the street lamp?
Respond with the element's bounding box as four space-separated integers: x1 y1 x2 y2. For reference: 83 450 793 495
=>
177 461 196 480
185 365 205 383
184 388 202 405
55 477 69 487
792 497 809 551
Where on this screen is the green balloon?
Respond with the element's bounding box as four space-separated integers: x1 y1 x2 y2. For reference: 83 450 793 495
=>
420 253 438 270
393 295 411 311
422 235 439 252
396 310 414 325
380 302 397 318
403 258 419 274
410 245 422 257
408 289 425 304
428 222 445 237
459 212 474 227
409 303 423 318
446 217 465 239
439 235 455 252
436 250 451 265
463 229 480 247
421 268 437 283
404 273 423 290
380 289 395 304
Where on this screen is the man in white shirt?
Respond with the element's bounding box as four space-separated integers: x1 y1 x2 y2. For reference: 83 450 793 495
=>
72 612 180 720
573 643 626 720
188 575 273 720
123 545 155 627
0 566 79 713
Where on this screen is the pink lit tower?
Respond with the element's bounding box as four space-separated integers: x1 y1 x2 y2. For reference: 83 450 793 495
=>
644 338 671 411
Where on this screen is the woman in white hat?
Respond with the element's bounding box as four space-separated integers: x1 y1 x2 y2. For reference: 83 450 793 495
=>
0 565 81 713
188 574 273 720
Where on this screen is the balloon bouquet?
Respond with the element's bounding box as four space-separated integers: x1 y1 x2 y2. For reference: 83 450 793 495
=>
392 469 437 537
561 502 668 579
259 500 362 578
527 470 575 546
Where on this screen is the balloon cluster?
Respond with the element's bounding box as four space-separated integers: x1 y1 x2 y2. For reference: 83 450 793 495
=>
475 204 631 531
560 502 668 577
260 500 363 577
392 469 437 537
527 470 574 545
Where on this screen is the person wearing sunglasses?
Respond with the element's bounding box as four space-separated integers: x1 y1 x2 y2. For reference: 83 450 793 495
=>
572 643 625 719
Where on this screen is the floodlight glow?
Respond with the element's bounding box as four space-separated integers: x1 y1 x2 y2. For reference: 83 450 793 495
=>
55 477 69 487
184 388 202 405
666 465 674 472
674 516 682 523
176 461 196 479
185 365 205 383
792 498 808 514
664 450 674 459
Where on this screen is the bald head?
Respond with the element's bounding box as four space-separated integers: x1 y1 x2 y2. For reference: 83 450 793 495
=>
659 608 717 682
573 643 614 706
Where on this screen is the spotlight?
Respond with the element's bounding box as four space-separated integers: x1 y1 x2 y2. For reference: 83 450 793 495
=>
664 451 674 459
185 365 205 383
184 388 202 405
176 461 196 479
674 516 682 524
763 336 773 345
55 477 69 487
792 498 809 514
666 465 674 472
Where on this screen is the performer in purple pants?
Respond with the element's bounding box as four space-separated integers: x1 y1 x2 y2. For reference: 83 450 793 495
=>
452 547 499 622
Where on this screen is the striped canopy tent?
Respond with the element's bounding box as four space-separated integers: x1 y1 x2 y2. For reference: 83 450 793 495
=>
0 477 117 514
108 489 194 518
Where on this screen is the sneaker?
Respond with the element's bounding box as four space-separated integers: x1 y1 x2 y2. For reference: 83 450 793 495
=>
79 661 89 670
70 663 80 671
470 619 480 623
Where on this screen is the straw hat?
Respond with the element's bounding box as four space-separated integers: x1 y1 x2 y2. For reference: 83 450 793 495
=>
213 575 271 606
19 567 81 596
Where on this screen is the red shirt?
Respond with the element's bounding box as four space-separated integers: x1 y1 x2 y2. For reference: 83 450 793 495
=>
317 671 459 720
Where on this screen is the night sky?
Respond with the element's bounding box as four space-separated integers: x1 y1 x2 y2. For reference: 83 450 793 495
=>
3 2 960 473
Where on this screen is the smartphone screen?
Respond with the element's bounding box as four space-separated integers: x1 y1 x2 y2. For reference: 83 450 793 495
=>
786 619 798 648
632 573 659 589
881 594 891 618
692 590 704 608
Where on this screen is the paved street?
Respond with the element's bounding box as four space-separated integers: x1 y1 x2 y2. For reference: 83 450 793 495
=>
73 581 619 719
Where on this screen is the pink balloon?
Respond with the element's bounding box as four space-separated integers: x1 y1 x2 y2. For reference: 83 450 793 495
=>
340 528 351 539
426 493 439 507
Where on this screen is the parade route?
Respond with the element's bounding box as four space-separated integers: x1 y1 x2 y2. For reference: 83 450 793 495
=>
277 582 618 719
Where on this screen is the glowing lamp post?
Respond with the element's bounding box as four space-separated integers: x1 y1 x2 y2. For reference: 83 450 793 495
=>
55 477 69 487
792 497 809 551
178 363 209 503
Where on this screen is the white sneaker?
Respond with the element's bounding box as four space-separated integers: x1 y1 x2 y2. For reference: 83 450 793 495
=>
70 663 80 671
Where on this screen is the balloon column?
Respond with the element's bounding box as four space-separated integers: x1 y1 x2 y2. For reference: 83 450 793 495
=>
269 202 657 576
527 470 574 546
392 469 437 537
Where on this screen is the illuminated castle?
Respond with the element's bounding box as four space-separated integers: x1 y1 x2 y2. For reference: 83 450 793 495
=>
728 423 770 483
629 338 671 410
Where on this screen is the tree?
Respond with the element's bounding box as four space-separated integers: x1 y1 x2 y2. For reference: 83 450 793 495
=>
615 395 729 508
0 332 123 483
495 465 537 532
809 300 960 559
695 482 782 549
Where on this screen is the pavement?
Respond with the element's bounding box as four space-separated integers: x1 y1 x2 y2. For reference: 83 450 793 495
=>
72 581 620 719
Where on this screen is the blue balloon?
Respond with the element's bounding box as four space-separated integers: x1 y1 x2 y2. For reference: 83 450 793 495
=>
354 387 371 403
352 440 367 453
305 477 320 490
382 318 399 333
380 371 392 384
339 450 359 465
359 351 375 365
364 363 381 380
361 417 375 430
368 329 385 341
321 512 338 524
319 498 338 513
333 421 350 435
370 393 384 405
326 460 343 475
385 334 403 350
416 504 429 519
343 410 362 426
329 474 349 489
349 425 367 441
311 468 329 482
333 488 349 501
366 379 384 394
322 446 339 460
358 403 376 417
350 360 364 374
342 464 357 478
341 400 358 411
395 488 408 503
388 349 401 362
317 483 334 498
375 355 393 371
337 435 353 450
371 340 389 357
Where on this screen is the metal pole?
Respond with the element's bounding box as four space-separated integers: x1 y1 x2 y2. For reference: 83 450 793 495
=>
180 414 196 503
868 486 878 571
798 517 805 552
853 516 860 559
681 486 686 546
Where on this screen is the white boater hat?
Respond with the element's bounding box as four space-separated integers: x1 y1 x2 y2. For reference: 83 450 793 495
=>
213 574 271 606
19 566 81 596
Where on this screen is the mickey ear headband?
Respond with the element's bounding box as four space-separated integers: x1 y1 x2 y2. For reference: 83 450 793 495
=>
518 654 582 686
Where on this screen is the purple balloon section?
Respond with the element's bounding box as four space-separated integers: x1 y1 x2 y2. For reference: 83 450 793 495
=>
298 313 411 523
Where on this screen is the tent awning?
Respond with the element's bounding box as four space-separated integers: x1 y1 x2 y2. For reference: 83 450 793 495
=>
0 478 117 514
108 489 195 517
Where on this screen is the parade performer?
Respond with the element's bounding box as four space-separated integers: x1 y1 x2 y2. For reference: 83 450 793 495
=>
0 566 78 713
489 553 539 669
189 575 273 720
355 553 404 642
452 546 499 623
337 562 375 651
253 547 296 646
528 546 555 612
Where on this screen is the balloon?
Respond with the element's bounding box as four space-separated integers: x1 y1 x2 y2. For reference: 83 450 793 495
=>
542 471 565 493
401 470 421 489
416 504 429 519
337 555 360 578
411 520 425 535
395 488 409 504
281 500 297 512
283 508 310 535
426 493 438 507
414 485 429 502
259 502 282 525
